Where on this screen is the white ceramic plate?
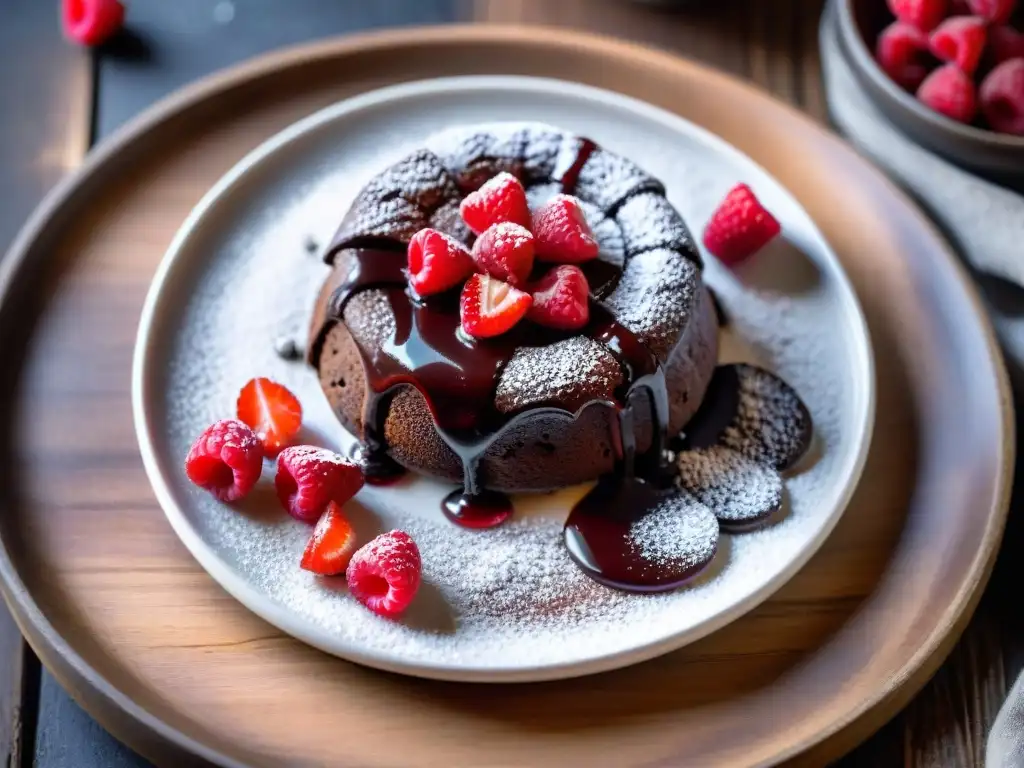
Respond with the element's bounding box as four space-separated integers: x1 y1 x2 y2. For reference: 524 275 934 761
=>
132 76 874 683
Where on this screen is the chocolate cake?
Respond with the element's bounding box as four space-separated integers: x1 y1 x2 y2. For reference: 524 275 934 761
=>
308 123 718 501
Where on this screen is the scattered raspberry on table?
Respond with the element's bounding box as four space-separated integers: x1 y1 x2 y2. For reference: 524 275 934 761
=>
61 0 125 47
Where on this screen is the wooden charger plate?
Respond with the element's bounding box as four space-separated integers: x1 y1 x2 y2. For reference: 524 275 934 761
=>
0 25 1013 768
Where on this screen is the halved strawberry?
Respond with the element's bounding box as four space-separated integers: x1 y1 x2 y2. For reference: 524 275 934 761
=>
300 501 358 575
528 265 590 331
236 378 302 457
531 194 600 263
407 228 475 298
460 273 532 338
470 221 535 286
459 172 531 234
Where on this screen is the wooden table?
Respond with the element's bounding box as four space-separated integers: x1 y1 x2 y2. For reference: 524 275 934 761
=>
1 1 1017 765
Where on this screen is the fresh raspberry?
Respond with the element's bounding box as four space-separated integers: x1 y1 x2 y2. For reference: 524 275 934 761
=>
345 531 421 619
459 273 532 338
951 0 972 11
980 59 1024 134
300 502 358 575
527 265 591 331
888 0 949 30
406 228 475 297
701 183 781 266
184 420 263 503
61 0 125 46
917 64 978 123
877 22 933 90
275 446 365 524
991 27 1024 64
459 172 531 235
530 194 600 263
470 222 535 286
929 16 988 75
236 378 302 457
967 0 1017 23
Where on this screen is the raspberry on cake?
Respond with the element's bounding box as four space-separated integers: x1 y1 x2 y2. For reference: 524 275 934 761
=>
470 221 536 286
406 228 475 297
459 171 531 234
531 194 600 263
527 264 590 331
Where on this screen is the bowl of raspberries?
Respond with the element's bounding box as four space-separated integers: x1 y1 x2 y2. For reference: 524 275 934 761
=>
836 0 1024 183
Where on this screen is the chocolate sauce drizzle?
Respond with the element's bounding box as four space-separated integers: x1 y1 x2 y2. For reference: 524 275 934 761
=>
320 134 712 591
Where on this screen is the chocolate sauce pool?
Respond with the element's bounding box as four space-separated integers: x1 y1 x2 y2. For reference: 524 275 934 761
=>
314 135 721 591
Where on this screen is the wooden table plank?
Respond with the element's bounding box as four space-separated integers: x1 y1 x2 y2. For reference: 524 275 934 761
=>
0 3 92 767
94 0 467 138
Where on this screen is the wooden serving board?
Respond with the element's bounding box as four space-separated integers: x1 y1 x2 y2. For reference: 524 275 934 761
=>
0 26 1012 768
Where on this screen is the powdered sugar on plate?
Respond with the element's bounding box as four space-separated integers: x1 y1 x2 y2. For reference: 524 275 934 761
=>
140 82 870 679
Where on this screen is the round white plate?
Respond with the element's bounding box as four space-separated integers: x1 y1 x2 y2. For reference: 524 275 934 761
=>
132 76 874 683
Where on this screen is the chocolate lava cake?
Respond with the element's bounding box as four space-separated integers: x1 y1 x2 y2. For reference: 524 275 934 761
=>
308 122 719 494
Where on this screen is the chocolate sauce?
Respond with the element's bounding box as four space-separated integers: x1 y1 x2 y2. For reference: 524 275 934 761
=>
557 138 597 192
671 365 740 452
348 443 406 487
274 336 303 362
442 488 512 529
318 134 712 592
564 475 716 591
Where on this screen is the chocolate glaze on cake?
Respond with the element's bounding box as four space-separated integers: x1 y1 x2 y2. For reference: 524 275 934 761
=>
309 124 716 497
306 123 816 592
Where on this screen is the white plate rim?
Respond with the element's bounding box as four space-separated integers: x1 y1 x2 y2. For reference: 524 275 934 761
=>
131 74 877 683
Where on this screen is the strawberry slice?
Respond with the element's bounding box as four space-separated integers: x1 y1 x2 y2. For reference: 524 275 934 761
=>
531 194 600 263
460 273 532 338
459 172 531 234
528 265 591 331
236 377 303 457
407 228 475 297
300 501 358 575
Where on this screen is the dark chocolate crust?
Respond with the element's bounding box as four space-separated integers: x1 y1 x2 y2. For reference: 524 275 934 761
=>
309 122 718 492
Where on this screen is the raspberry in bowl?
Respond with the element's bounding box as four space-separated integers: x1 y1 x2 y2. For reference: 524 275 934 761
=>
836 0 1024 184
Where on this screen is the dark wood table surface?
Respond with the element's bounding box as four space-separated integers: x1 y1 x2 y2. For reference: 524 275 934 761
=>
2 1 1019 765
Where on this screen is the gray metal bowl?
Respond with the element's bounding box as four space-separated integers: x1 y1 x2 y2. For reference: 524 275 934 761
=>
835 0 1024 185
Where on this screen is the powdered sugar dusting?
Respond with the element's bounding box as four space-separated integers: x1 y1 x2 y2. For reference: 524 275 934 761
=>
148 100 866 676
677 445 783 524
722 364 812 470
627 494 718 570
